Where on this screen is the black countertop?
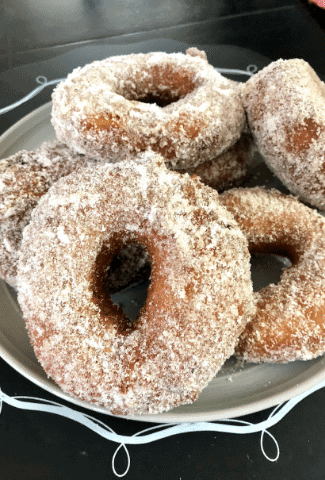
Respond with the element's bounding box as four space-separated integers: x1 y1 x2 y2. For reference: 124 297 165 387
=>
1 2 325 479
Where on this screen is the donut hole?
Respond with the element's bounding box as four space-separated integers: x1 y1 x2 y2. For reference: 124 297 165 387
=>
250 252 292 291
110 278 151 324
120 65 197 108
106 243 151 294
91 239 151 326
132 92 182 108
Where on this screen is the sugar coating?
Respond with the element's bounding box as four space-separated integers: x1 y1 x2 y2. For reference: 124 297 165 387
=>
17 152 255 416
171 133 256 191
0 141 89 287
51 50 245 170
219 187 325 363
242 58 325 210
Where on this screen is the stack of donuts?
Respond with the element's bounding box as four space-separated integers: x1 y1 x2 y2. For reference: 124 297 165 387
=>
2 48 325 416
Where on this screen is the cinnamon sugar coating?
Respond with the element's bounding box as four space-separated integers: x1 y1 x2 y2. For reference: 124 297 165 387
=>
17 152 255 416
171 133 256 191
219 187 325 363
242 59 325 210
0 141 89 287
51 50 245 170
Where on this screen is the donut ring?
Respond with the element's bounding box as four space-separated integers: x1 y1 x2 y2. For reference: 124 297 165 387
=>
242 59 325 210
219 187 325 363
51 49 245 170
0 141 88 287
17 153 255 415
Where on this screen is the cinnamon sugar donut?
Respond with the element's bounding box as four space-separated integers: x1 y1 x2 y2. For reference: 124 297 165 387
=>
0 141 89 287
242 59 325 210
171 133 256 191
219 187 325 363
51 49 246 170
17 152 255 416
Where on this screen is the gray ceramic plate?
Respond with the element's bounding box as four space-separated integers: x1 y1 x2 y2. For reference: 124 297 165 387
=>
1 102 325 423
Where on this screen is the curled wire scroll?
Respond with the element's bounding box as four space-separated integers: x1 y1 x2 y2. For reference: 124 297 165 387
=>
1 377 325 477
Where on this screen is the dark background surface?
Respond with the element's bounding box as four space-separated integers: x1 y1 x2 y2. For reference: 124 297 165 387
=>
1 1 325 479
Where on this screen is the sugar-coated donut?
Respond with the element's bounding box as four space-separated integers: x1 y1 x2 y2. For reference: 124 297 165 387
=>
219 187 325 363
171 133 256 191
51 49 246 170
242 59 325 210
0 141 89 287
17 152 255 416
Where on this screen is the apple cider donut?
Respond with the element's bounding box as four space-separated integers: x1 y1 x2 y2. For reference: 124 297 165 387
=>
51 49 246 170
17 152 255 416
0 141 89 287
242 58 325 210
219 187 325 363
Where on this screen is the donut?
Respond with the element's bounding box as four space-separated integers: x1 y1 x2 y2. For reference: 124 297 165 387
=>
219 186 325 363
171 132 256 191
0 141 89 287
51 49 246 170
242 58 325 210
17 152 255 415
